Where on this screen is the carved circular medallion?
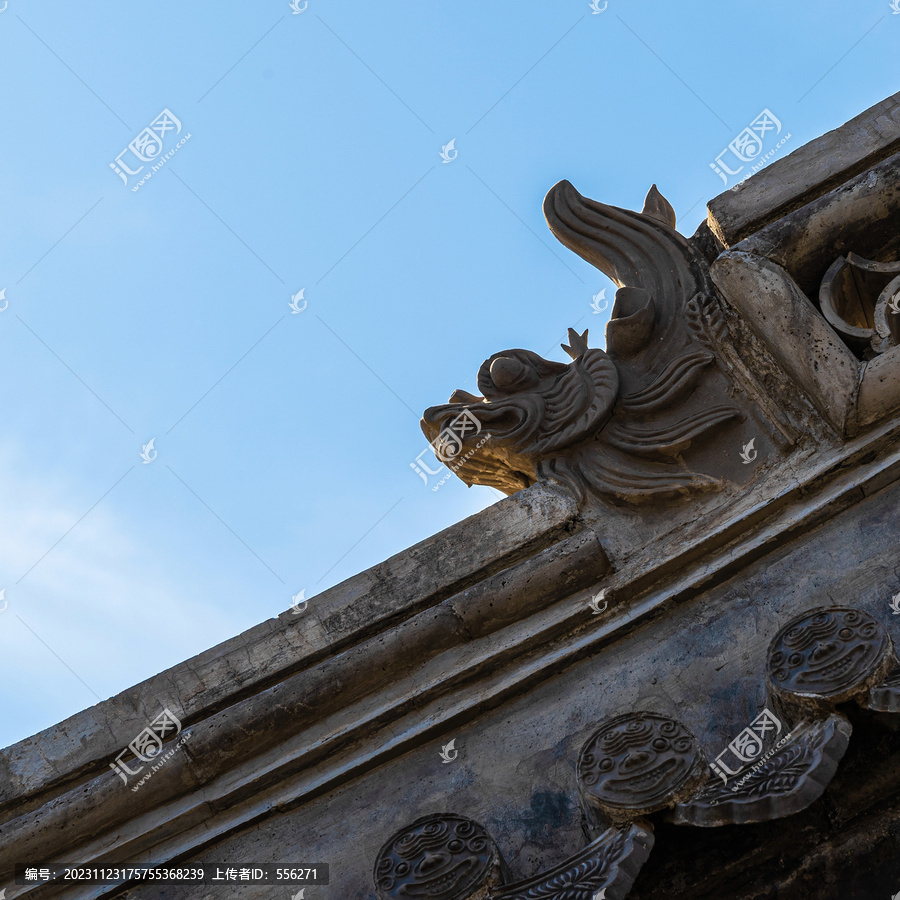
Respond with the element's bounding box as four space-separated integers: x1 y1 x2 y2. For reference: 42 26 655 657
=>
374 814 502 900
577 712 702 815
767 607 890 700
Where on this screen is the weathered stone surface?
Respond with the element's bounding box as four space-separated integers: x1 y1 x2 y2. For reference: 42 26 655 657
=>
710 251 859 435
100 474 900 900
731 150 900 300
819 253 900 355
1 522 604 871
0 482 576 812
857 344 900 428
708 91 900 246
493 824 653 900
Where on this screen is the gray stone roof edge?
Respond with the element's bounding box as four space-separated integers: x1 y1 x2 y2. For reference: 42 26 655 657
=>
0 482 578 811
707 91 900 246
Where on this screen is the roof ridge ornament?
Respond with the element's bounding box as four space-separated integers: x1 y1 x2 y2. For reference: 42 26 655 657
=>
421 183 763 506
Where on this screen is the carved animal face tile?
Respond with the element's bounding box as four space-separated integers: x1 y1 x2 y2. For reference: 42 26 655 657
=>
767 607 891 701
578 712 703 816
374 814 503 900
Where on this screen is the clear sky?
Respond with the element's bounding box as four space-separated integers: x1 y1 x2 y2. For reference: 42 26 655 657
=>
0 0 896 748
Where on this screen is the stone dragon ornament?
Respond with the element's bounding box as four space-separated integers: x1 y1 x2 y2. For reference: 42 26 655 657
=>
421 182 750 505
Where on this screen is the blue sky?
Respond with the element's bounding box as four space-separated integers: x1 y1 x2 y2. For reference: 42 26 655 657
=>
0 0 896 748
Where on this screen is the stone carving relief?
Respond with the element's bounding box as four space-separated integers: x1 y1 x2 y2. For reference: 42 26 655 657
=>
375 603 900 899
766 607 894 711
374 814 652 900
491 824 653 900
670 715 851 827
576 713 707 823
374 814 507 900
421 183 769 506
574 706 850 831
